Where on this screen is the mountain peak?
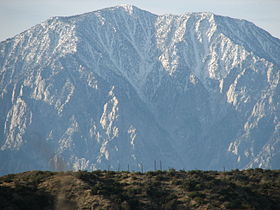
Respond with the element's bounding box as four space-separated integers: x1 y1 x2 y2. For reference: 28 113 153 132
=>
0 6 279 174
118 4 135 12
113 4 153 16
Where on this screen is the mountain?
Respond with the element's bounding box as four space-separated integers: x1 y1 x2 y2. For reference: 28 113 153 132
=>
0 5 279 175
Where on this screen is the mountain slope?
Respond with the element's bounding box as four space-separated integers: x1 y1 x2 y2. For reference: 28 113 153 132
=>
0 5 279 174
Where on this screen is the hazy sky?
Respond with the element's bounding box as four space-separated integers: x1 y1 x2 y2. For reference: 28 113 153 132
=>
1 0 280 41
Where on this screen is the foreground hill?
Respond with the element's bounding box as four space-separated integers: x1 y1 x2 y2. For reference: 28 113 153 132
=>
0 169 280 209
0 5 280 174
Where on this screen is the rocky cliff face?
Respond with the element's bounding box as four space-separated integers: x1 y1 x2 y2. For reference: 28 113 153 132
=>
0 5 279 174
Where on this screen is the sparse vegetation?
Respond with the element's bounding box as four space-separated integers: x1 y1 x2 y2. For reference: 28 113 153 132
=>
0 169 279 209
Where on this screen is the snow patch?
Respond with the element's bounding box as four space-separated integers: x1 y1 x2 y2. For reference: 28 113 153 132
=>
128 125 137 149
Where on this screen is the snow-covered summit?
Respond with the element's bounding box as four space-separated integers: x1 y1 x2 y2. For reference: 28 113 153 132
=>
118 4 136 14
0 6 279 174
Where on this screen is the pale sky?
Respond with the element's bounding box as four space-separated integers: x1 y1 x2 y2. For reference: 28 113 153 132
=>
0 0 280 42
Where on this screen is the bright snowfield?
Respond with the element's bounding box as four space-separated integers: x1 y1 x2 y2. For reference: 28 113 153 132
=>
0 5 279 175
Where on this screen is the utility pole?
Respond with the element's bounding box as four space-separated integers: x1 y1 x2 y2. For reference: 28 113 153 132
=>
154 160 157 171
141 163 143 173
160 160 162 171
128 164 130 172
